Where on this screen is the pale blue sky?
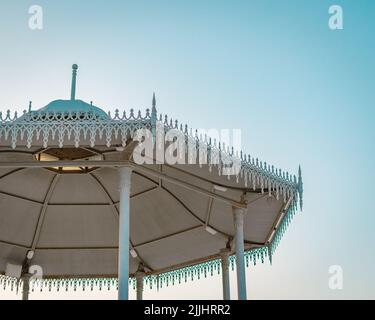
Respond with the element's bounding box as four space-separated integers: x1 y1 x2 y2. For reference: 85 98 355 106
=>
0 0 374 299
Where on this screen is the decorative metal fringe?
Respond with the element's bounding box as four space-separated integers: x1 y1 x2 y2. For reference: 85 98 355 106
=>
0 109 300 200
0 246 273 293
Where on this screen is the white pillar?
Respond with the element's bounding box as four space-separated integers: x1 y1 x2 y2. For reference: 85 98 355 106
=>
118 166 132 300
220 248 231 300
233 207 247 300
136 271 145 300
21 273 31 300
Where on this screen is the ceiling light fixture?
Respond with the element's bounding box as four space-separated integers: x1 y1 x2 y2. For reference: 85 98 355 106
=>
205 225 217 235
213 185 227 192
130 248 138 258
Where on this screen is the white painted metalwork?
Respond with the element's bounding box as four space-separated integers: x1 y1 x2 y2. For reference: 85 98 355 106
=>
220 248 230 300
118 166 132 300
233 207 247 300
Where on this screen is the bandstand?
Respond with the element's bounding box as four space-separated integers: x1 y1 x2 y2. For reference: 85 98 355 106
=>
0 65 303 300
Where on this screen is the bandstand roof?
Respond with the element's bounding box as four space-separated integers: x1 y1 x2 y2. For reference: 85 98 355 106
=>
0 66 303 290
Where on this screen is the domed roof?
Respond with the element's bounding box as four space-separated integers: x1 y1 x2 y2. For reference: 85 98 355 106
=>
27 64 109 120
37 99 109 119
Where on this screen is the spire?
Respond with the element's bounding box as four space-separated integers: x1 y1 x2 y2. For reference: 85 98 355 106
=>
151 92 157 120
70 64 78 100
152 92 156 111
28 101 32 112
151 92 157 144
298 165 303 210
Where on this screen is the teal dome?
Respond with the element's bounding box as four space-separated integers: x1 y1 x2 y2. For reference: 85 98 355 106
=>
36 99 109 119
19 65 110 121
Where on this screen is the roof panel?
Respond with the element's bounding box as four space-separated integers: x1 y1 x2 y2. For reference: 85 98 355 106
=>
37 205 118 248
0 193 41 246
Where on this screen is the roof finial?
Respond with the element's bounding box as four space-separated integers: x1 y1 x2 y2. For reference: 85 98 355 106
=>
298 165 303 210
151 92 157 142
152 92 156 110
28 101 32 112
70 64 78 100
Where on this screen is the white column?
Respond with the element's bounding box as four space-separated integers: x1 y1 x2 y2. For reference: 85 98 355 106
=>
220 248 231 300
118 166 132 300
233 207 247 300
136 271 145 300
21 274 31 300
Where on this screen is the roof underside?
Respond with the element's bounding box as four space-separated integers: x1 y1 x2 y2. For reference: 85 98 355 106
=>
0 147 290 278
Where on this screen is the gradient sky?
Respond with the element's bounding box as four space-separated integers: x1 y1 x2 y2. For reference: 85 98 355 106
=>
0 0 374 299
